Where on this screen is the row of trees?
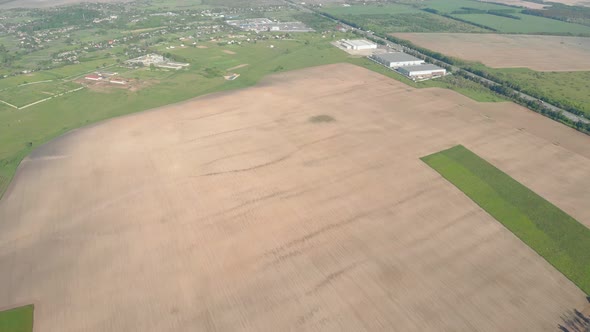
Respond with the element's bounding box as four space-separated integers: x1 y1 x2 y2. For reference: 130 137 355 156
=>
522 4 590 27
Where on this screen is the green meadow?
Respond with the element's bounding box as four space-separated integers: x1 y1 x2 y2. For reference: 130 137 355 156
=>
483 67 590 116
0 305 34 332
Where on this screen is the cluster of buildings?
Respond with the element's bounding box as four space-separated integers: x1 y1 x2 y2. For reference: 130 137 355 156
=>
226 18 314 33
92 15 118 24
370 52 446 79
339 39 447 81
84 71 127 85
125 54 189 70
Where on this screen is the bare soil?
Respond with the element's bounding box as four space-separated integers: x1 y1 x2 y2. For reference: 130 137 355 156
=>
393 33 590 71
1 63 589 332
223 49 237 55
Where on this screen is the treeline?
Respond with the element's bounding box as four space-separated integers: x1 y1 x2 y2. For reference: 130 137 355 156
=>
320 11 362 30
421 8 498 30
382 33 465 67
292 12 336 32
522 4 590 27
360 33 386 45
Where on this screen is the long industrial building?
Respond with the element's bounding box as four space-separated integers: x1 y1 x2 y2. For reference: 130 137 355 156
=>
370 52 424 68
340 39 377 50
398 64 446 80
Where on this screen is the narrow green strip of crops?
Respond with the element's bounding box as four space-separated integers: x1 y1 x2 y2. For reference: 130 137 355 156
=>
0 304 34 332
421 145 590 295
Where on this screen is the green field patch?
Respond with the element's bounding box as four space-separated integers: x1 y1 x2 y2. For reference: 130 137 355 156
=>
0 72 62 90
421 145 590 295
0 304 34 332
0 81 81 108
45 58 118 79
481 67 590 116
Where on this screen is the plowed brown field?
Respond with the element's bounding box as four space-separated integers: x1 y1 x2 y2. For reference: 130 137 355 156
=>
393 33 590 71
1 63 589 331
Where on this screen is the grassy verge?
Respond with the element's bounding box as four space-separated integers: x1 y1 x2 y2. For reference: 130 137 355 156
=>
481 67 590 117
421 145 590 295
0 305 34 332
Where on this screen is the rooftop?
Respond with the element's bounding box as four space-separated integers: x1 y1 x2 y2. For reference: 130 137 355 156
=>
342 39 376 47
400 64 445 72
372 52 423 63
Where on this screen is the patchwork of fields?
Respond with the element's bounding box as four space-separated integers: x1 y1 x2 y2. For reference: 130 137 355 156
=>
1 64 588 331
2 0 590 329
422 145 590 295
322 4 488 33
325 1 590 35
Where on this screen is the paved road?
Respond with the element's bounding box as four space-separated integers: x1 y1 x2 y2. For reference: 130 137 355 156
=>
286 0 589 125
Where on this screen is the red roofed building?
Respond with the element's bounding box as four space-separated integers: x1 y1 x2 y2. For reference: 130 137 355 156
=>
84 74 101 81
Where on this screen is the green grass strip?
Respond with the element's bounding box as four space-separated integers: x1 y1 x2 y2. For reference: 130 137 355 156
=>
0 304 34 332
421 145 590 295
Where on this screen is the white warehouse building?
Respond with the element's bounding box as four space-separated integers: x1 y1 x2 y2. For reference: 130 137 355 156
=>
398 64 446 80
370 52 424 68
340 39 377 50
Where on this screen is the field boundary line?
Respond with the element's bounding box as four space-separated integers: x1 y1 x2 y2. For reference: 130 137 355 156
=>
18 80 54 87
0 99 18 109
19 86 84 110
